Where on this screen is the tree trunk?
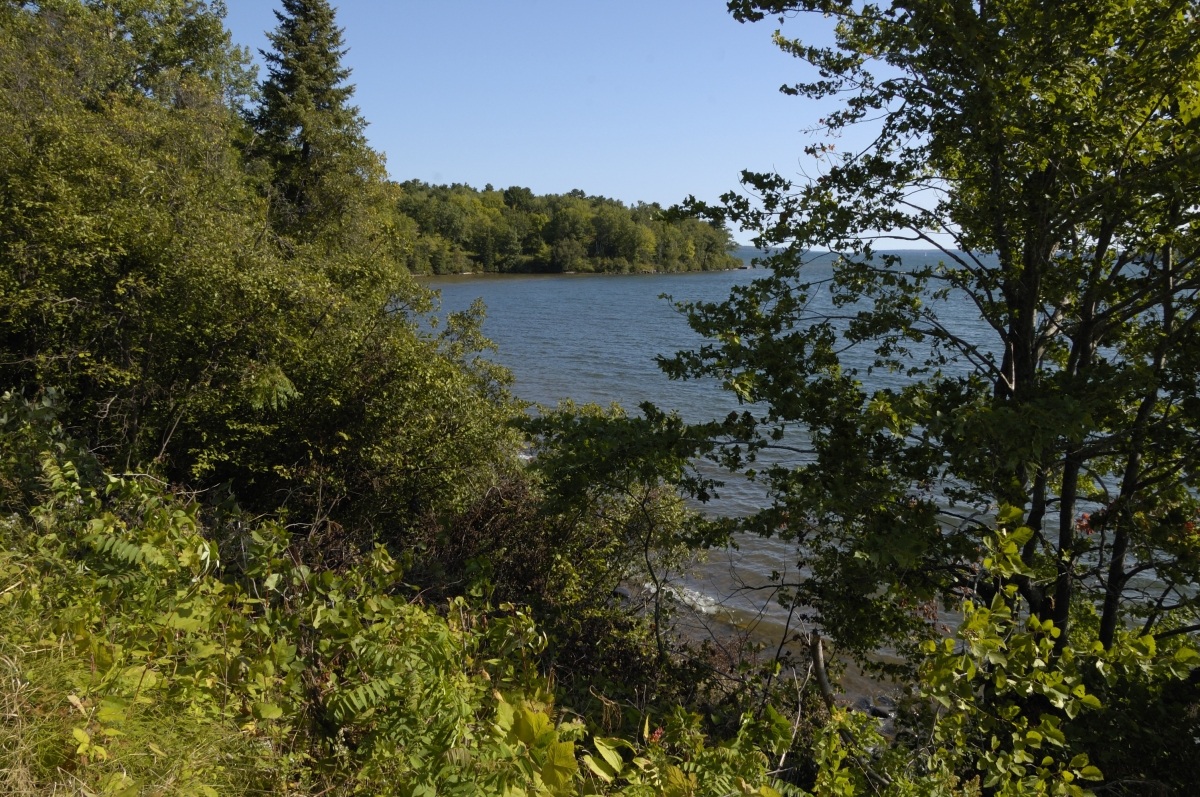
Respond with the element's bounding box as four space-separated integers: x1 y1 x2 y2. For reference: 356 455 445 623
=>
1053 451 1081 649
1099 235 1174 647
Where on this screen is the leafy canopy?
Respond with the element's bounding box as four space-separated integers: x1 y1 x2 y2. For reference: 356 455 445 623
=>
659 0 1200 790
0 0 520 535
686 0 1200 656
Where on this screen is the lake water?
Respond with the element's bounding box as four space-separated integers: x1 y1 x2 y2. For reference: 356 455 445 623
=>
423 250 995 691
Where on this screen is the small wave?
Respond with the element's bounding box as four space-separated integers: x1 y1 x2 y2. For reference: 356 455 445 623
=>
643 582 722 615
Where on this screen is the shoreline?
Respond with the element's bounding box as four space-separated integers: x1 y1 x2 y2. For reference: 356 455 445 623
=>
417 266 757 279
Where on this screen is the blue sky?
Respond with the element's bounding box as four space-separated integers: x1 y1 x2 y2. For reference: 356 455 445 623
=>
223 1 843 243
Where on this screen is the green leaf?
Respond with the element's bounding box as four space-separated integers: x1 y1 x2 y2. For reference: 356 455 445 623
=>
663 764 694 797
513 707 553 746
96 697 128 725
593 737 627 773
541 740 578 792
494 698 515 732
1008 525 1034 547
1173 647 1199 664
997 505 1025 527
583 755 616 783
546 739 577 770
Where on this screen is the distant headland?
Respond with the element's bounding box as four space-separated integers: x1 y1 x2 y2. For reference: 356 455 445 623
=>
398 181 743 275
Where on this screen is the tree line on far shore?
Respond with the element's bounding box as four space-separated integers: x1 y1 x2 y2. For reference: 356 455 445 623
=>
397 181 742 275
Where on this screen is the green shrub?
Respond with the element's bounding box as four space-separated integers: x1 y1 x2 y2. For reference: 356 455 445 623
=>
0 393 794 796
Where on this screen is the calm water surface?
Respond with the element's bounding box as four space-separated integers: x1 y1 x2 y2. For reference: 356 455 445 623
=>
424 252 995 690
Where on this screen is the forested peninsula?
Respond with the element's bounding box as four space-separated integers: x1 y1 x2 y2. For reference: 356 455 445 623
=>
2 1 1199 796
398 182 742 275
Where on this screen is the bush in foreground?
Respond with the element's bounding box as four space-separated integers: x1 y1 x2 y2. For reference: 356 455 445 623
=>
0 393 793 796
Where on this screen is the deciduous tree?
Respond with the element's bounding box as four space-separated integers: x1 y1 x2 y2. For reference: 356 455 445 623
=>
672 0 1200 787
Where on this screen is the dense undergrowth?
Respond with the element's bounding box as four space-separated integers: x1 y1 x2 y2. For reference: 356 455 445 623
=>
6 390 1198 797
0 392 794 796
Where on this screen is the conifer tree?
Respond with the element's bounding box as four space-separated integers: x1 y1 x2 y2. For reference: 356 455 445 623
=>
254 0 376 232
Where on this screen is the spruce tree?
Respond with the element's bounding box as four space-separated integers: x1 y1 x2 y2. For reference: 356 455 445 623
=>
254 0 375 232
